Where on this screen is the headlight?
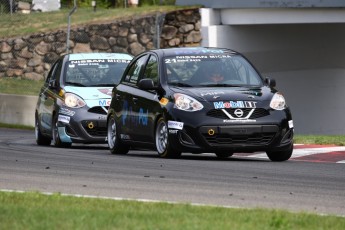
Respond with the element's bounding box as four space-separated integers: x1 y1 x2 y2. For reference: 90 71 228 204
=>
174 93 203 112
64 93 86 108
270 93 286 110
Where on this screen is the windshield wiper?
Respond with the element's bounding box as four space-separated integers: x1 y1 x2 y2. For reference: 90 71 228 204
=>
89 83 115 87
65 82 86 87
169 82 193 87
199 84 242 87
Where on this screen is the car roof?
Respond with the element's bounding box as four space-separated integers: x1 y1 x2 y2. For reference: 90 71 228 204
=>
150 47 239 57
67 52 133 61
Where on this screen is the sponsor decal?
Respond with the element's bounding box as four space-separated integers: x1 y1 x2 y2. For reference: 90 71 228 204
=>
168 121 184 130
58 115 70 124
200 91 225 97
97 115 106 120
223 119 256 123
122 100 149 126
214 101 257 109
98 88 113 96
289 120 294 128
138 108 148 126
165 54 234 64
173 48 225 55
169 130 178 134
59 108 75 116
99 99 111 106
71 60 106 64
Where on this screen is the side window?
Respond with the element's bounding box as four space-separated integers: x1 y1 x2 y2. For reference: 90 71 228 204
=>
124 55 148 85
53 60 63 82
232 59 261 85
45 60 60 84
143 55 158 85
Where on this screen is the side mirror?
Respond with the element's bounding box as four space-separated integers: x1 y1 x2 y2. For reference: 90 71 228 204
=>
265 77 276 88
138 78 158 90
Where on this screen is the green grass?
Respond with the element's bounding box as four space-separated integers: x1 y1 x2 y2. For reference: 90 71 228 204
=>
0 122 34 130
0 5 196 38
294 135 345 146
0 78 43 96
0 191 344 230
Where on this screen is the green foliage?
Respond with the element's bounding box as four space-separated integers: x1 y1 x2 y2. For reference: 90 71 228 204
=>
0 191 344 230
60 0 176 8
294 134 345 146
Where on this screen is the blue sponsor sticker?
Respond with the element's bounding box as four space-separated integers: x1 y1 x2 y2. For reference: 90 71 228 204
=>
213 101 257 109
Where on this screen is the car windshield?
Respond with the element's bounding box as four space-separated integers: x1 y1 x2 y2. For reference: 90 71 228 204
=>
64 59 130 87
164 54 263 87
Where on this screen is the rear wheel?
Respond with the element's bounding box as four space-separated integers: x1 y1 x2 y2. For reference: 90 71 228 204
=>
35 115 51 146
266 144 293 162
107 114 129 154
215 152 233 159
52 114 71 148
155 117 181 158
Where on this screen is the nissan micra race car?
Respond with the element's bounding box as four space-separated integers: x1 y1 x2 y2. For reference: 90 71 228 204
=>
107 47 294 161
35 52 133 147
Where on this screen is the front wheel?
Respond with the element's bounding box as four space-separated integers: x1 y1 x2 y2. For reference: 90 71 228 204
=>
107 114 129 155
266 144 293 162
155 117 181 158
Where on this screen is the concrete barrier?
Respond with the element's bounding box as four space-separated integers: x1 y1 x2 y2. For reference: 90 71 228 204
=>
0 94 37 127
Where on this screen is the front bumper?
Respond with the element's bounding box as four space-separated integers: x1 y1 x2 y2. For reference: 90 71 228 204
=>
167 108 294 153
57 106 108 144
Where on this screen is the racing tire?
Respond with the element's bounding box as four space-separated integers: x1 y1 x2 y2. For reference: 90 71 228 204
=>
52 114 72 148
35 115 51 146
107 114 129 155
155 117 181 159
266 143 293 162
215 152 233 159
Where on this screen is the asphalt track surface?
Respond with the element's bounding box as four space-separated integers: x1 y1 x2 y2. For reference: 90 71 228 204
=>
0 128 344 216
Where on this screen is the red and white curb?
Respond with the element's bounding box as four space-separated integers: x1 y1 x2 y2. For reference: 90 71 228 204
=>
232 144 345 163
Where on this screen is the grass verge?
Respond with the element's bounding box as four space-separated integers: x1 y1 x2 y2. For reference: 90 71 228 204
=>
294 135 345 146
0 78 43 96
0 5 197 38
0 191 344 230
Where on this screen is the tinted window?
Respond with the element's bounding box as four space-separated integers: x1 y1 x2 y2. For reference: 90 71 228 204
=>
143 55 158 85
64 59 130 86
165 54 262 87
124 55 148 85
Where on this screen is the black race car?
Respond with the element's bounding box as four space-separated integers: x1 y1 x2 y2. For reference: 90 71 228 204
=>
107 47 294 161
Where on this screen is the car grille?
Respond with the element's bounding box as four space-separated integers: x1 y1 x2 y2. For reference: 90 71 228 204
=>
200 125 278 146
88 106 109 115
207 108 269 119
203 133 275 146
85 128 107 137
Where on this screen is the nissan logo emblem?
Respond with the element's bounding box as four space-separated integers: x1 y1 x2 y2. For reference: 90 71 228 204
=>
234 109 244 117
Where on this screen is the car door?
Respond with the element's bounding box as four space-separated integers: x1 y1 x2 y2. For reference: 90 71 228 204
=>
114 54 149 142
130 54 160 143
37 58 63 135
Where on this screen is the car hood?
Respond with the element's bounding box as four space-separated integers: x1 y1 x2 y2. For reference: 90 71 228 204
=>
170 86 275 104
64 86 113 100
